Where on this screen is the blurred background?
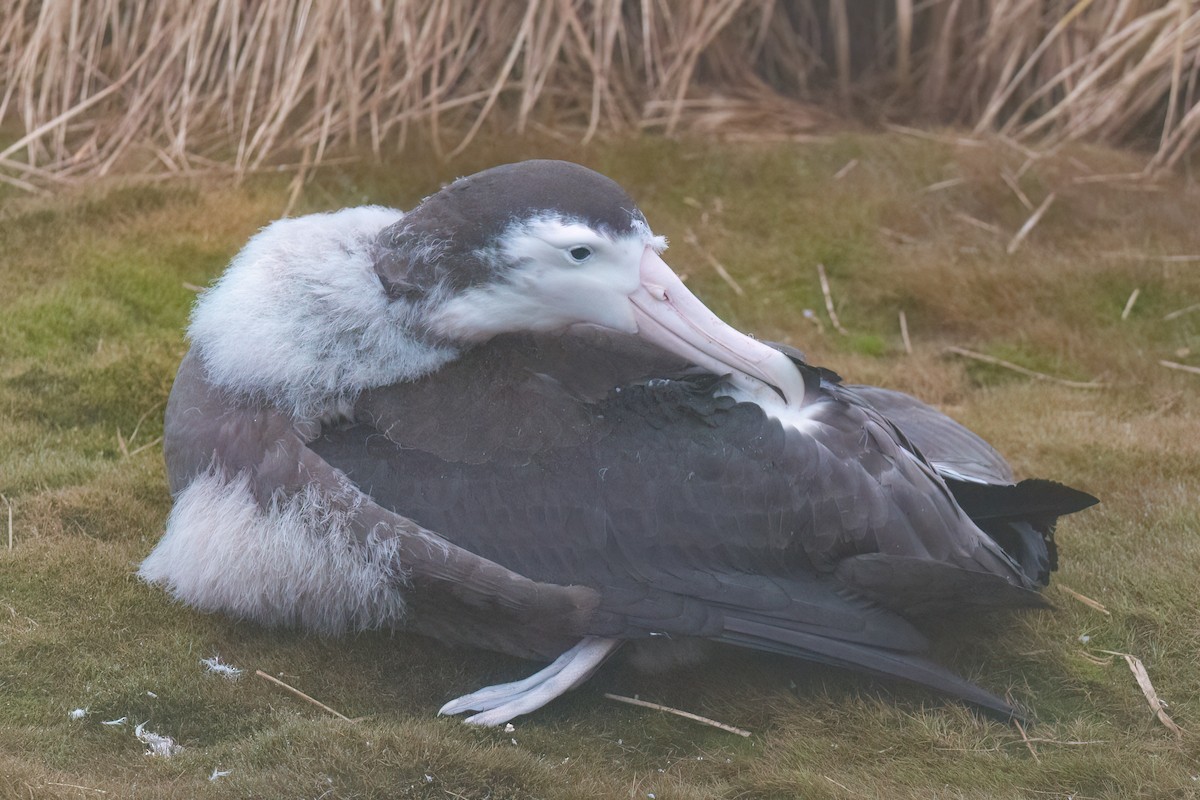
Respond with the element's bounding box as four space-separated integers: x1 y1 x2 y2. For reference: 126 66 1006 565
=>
2 0 1197 191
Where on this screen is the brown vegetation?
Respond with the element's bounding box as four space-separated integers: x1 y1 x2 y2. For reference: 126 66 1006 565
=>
3 0 1200 192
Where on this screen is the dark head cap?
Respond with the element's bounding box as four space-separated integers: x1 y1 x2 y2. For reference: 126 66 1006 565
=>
375 160 648 299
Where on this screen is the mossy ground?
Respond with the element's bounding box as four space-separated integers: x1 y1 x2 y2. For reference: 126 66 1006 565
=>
2 134 1199 798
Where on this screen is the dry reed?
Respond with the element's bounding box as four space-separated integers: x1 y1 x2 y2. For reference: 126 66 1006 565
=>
2 0 1200 190
255 670 355 722
602 692 752 737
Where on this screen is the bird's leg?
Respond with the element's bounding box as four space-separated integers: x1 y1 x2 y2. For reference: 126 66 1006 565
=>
439 636 622 726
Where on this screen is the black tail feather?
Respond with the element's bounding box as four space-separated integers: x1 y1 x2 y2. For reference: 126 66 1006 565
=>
721 616 1025 723
947 478 1098 523
947 478 1097 585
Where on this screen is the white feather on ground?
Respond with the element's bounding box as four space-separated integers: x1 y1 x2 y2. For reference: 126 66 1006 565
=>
135 722 182 757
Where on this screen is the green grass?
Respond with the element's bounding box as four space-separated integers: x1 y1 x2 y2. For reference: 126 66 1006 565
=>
3 133 1200 798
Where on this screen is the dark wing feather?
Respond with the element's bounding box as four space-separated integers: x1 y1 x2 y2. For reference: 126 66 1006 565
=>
845 384 1015 485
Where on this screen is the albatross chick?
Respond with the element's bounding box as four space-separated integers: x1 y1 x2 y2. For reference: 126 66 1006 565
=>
140 160 1096 726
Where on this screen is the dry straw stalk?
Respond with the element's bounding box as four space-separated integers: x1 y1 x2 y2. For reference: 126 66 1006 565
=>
3 0 1200 189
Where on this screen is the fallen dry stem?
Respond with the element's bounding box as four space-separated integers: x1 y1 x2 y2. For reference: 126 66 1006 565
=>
255 670 354 722
1057 585 1111 616
602 693 751 737
1121 288 1140 320
944 346 1104 389
127 437 164 458
817 263 848 335
1159 360 1200 376
1002 172 1035 211
1007 192 1056 255
924 177 967 193
1102 252 1200 263
684 228 744 296
823 775 855 793
1079 651 1115 667
833 159 858 180
126 402 163 447
43 783 107 795
1073 172 1156 185
2 494 11 550
1013 718 1041 763
879 227 919 245
1098 652 1185 738
1163 303 1200 321
953 212 1003 235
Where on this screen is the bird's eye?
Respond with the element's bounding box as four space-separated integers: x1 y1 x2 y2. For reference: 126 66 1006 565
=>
567 245 594 263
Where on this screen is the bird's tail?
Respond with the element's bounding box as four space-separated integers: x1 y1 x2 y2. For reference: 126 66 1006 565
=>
946 478 1099 586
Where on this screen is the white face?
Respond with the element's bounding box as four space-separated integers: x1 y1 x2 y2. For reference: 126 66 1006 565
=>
426 216 806 407
427 217 662 341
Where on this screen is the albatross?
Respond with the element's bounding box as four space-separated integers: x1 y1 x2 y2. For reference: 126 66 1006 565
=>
139 160 1096 726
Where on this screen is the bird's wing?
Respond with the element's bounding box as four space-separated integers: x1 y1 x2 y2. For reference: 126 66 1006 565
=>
755 347 1095 590
764 341 1015 486
837 383 1096 589
311 335 1043 715
324 335 1041 609
844 384 1016 485
141 349 602 658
